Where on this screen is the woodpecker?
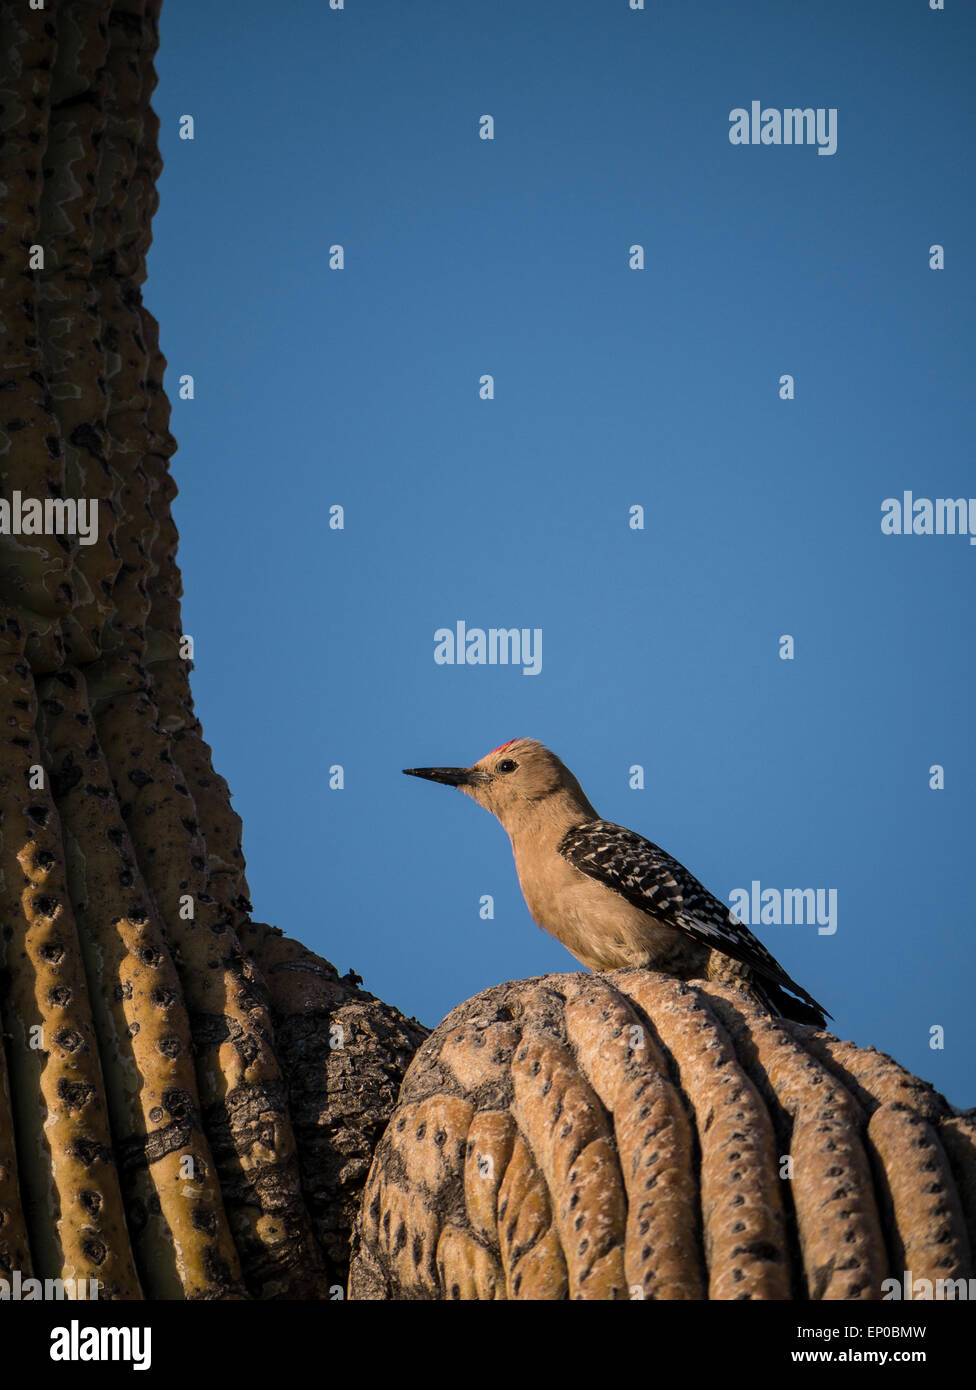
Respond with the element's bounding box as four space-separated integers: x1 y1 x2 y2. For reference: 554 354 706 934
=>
404 737 829 1028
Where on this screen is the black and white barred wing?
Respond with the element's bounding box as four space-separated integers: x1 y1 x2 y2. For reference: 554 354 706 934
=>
557 819 827 1016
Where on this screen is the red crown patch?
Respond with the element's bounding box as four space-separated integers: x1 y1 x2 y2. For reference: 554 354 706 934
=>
487 738 522 756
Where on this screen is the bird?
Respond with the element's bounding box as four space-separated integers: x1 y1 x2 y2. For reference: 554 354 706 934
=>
403 737 829 1027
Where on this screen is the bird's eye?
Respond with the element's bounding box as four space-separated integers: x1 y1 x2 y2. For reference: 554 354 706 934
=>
496 759 518 774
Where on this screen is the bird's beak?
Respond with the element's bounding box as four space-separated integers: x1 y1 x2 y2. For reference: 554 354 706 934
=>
403 766 488 788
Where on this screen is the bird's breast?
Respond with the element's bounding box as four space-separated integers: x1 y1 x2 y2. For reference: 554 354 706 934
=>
512 846 703 974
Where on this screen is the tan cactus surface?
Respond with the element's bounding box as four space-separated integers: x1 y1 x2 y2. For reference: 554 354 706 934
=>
350 970 975 1300
0 0 426 1299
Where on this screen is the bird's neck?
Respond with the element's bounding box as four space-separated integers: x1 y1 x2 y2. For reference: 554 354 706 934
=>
504 788 599 847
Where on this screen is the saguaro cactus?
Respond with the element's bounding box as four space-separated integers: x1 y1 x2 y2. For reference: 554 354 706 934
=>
0 0 425 1300
350 971 976 1300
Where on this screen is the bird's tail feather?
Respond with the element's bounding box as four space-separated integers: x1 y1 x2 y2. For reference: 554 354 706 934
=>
761 979 829 1029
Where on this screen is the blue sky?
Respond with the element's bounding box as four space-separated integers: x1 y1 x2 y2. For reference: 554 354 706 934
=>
149 0 974 1105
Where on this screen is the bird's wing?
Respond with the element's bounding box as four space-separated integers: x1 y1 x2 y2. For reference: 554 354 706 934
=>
557 819 829 1018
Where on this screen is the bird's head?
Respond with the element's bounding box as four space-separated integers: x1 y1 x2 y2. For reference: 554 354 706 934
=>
403 738 593 831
